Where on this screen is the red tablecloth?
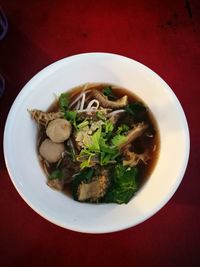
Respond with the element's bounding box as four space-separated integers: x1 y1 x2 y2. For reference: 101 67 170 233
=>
0 1 199 266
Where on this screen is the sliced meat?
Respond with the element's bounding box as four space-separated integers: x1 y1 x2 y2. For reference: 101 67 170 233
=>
122 145 150 167
119 123 148 149
60 153 80 183
92 90 128 109
29 109 63 127
77 170 109 202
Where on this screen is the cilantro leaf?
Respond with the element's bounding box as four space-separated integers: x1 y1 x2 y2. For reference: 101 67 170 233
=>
59 93 69 112
88 128 101 152
79 149 96 169
116 124 130 135
98 133 119 165
80 160 92 169
65 111 77 129
103 120 114 134
111 134 127 146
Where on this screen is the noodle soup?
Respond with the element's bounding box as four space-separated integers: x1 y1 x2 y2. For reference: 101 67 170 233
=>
29 83 160 204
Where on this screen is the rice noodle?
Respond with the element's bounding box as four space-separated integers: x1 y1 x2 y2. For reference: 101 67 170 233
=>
75 100 81 110
56 158 63 168
107 109 125 117
77 108 110 114
44 159 50 167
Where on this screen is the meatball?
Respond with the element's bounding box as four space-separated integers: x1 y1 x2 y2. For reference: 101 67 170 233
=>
39 138 65 163
46 119 72 143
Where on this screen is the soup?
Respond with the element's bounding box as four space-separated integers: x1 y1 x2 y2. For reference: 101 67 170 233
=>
29 83 160 204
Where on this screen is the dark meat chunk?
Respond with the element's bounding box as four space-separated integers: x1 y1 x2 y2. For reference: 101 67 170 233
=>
60 154 80 183
92 90 128 109
74 169 109 202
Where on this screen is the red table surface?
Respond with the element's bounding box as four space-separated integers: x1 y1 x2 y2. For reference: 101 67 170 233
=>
0 1 199 266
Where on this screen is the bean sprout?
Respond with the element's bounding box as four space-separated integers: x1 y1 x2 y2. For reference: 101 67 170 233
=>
79 93 86 110
86 99 99 111
75 100 81 110
69 90 91 109
43 162 50 176
107 109 125 117
44 159 50 167
69 92 85 109
68 139 76 156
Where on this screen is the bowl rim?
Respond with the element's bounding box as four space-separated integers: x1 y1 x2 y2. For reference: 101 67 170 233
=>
3 52 190 233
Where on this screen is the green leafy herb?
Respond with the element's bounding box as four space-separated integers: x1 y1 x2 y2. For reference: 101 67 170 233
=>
99 139 119 165
116 124 130 135
59 93 78 129
77 120 89 129
59 93 69 112
103 120 114 134
124 102 147 121
104 164 138 204
88 128 101 152
80 160 92 169
100 150 119 165
49 169 63 180
98 137 112 153
111 134 127 146
102 86 116 100
78 125 120 168
79 149 96 169
65 110 76 121
65 111 77 129
96 111 107 121
98 131 119 165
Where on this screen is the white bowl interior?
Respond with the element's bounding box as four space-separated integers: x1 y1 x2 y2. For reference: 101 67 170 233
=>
4 53 189 233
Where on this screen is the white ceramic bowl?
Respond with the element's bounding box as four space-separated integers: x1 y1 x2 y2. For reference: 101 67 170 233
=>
3 53 190 233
